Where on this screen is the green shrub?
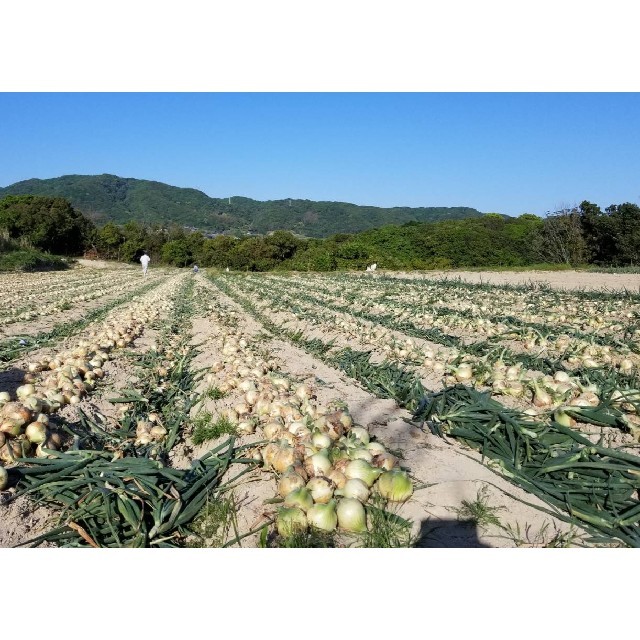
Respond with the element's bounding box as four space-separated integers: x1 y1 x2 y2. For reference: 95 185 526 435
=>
0 249 70 272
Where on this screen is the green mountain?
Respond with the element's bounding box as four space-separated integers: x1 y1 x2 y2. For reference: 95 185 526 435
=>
0 174 485 237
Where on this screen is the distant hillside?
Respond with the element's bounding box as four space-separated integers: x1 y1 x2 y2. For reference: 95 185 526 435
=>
0 174 485 237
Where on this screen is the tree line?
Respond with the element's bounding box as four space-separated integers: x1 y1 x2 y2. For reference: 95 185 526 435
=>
1 194 640 271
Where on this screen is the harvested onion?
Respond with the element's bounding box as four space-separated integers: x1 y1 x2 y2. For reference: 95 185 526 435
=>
307 500 338 532
284 487 314 512
277 507 308 537
336 498 367 533
339 478 370 502
376 469 413 502
345 459 382 487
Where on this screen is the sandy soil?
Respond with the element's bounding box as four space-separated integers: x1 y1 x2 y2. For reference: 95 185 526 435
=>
76 259 129 269
382 269 640 292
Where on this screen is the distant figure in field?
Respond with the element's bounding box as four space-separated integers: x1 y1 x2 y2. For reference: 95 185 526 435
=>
193 264 199 274
366 263 377 272
225 267 230 272
140 251 150 276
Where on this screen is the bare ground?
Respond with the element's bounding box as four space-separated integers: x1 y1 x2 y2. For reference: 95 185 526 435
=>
381 269 640 292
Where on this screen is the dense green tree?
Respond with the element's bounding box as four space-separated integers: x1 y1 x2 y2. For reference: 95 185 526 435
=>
264 230 304 261
226 237 278 271
0 195 94 255
96 222 124 259
162 239 192 266
196 235 238 267
607 203 640 265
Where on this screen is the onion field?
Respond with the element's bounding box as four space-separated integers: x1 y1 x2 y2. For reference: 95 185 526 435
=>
2 265 640 547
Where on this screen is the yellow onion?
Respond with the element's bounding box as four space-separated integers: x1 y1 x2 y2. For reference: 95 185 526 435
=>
619 359 634 373
276 507 308 537
16 384 36 399
306 476 334 503
22 395 43 413
338 478 370 502
295 384 313 402
580 392 600 407
375 469 413 502
0 419 22 437
311 431 332 450
150 425 168 440
307 500 337 532
35 443 57 459
371 452 398 471
553 408 576 428
284 487 314 512
278 469 306 497
304 451 332 477
337 498 367 533
292 425 312 440
0 391 11 405
454 363 473 382
224 408 239 424
255 398 272 417
350 448 373 463
325 411 351 438
366 441 386 455
569 396 591 407
278 431 297 446
326 468 347 490
345 459 382 487
505 365 521 381
233 402 250 417
45 433 63 450
2 402 32 427
272 445 299 473
349 427 370 445
136 420 153 436
532 381 553 408
238 379 256 393
25 421 48 445
237 420 256 435
2 437 31 461
263 421 283 440
261 442 280 469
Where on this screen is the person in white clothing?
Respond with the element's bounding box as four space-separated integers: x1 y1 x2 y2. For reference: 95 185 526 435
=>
140 252 150 276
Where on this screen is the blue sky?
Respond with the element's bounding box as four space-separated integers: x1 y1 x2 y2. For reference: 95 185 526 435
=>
1 92 638 217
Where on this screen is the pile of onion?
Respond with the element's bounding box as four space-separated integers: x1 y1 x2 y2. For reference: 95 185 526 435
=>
200 311 414 539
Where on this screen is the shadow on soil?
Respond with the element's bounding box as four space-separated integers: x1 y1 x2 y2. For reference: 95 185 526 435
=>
0 367 27 397
414 518 491 548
